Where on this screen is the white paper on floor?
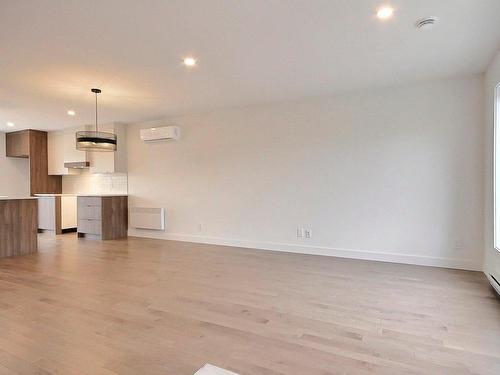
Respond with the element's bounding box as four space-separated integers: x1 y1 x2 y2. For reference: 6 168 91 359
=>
194 364 240 375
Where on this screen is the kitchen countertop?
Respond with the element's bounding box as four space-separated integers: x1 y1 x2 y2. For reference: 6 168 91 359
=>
0 196 38 200
77 194 128 197
35 194 77 197
33 193 128 197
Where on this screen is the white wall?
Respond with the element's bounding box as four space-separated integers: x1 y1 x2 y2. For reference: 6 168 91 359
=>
484 50 500 280
127 75 485 270
0 132 30 197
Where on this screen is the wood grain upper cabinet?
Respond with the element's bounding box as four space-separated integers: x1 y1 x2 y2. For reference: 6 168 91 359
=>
28 131 62 195
5 129 62 195
6 130 30 157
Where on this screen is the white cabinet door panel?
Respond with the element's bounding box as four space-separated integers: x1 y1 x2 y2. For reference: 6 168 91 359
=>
38 197 56 230
61 196 77 229
78 219 102 235
78 196 102 208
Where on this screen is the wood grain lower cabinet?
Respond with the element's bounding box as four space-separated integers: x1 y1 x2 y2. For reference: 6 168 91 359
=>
77 196 128 240
0 199 38 258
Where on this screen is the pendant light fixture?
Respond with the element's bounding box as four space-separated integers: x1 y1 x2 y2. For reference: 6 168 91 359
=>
76 88 117 152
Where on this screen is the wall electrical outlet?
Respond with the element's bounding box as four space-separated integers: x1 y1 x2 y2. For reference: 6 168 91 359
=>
305 229 312 239
198 223 203 232
297 228 305 238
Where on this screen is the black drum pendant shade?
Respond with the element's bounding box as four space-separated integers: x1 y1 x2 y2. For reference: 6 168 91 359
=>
76 130 117 151
76 88 117 152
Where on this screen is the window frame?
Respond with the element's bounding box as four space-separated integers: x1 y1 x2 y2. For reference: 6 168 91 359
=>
494 83 500 252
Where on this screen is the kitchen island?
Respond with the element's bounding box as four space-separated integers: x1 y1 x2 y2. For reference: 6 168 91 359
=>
0 197 38 258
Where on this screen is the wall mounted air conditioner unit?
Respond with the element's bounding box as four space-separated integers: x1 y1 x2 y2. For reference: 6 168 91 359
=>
140 126 180 142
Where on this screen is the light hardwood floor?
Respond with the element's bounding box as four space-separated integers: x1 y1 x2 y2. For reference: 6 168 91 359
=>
0 234 498 375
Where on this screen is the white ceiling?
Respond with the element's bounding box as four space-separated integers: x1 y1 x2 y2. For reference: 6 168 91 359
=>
1 0 500 131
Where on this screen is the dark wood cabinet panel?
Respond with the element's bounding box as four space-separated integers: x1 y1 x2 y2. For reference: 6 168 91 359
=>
102 196 128 240
28 130 62 195
6 130 30 157
0 199 38 258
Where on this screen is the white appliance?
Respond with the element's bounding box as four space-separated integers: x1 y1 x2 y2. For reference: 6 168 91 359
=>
140 126 180 142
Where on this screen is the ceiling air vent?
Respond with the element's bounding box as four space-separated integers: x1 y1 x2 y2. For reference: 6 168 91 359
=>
415 17 439 30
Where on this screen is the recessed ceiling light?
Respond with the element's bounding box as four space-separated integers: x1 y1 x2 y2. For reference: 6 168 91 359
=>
377 6 394 20
183 57 197 67
7 122 14 127
67 110 76 116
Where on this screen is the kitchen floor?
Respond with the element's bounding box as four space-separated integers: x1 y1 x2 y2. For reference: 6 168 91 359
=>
0 234 498 375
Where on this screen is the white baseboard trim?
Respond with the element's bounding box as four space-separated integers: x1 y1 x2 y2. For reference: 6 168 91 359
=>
195 364 239 375
128 230 483 271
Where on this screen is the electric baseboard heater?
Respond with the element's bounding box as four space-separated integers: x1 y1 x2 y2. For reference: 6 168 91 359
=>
130 207 165 230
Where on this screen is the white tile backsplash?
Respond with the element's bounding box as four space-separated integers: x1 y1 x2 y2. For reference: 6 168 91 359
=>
63 171 128 195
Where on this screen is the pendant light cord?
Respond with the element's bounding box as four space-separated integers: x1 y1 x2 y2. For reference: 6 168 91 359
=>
95 91 98 132
91 88 102 132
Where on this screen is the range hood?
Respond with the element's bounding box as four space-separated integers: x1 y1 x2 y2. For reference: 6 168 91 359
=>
64 161 90 169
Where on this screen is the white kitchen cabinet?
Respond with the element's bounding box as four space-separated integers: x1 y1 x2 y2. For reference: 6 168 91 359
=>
48 127 89 175
49 123 126 175
36 195 77 234
88 123 127 174
77 195 128 240
47 130 65 175
38 196 57 231
61 195 77 229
